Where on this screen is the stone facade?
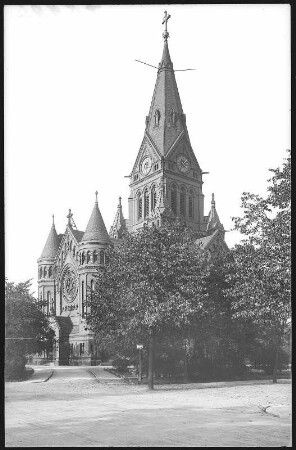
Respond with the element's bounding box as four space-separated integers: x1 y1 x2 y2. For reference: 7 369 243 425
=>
35 15 228 366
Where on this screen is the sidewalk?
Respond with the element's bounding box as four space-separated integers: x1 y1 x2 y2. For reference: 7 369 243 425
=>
24 365 54 383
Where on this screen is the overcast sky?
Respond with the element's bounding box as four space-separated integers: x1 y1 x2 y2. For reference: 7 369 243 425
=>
5 4 290 295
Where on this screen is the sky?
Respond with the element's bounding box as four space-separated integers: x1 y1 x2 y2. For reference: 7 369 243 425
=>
4 4 290 295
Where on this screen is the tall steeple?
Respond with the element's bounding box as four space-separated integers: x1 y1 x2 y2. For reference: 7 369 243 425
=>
145 14 189 156
110 197 127 239
81 191 110 244
39 216 60 259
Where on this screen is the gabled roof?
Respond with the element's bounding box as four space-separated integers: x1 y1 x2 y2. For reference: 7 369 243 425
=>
81 194 110 244
39 220 60 259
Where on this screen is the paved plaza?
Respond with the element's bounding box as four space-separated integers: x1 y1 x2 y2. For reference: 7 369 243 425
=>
5 366 291 447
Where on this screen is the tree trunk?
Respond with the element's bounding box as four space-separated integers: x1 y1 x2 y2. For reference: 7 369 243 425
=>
148 329 154 390
184 339 188 383
272 338 280 383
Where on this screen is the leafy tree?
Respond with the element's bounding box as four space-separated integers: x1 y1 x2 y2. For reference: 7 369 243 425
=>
87 221 211 389
226 150 291 382
5 279 55 380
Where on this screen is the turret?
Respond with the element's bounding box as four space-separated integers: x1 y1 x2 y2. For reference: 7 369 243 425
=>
109 197 127 239
206 193 224 235
37 215 61 315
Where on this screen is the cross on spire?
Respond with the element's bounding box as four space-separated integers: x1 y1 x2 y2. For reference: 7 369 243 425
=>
162 10 171 40
66 208 77 229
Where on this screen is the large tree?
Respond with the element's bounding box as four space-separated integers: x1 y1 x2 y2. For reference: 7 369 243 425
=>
5 279 54 380
87 221 211 389
226 150 291 382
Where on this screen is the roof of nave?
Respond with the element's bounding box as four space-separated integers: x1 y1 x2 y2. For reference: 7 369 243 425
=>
81 192 110 244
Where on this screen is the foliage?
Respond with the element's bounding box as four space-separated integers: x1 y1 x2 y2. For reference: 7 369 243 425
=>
226 150 291 381
87 221 212 386
5 279 55 380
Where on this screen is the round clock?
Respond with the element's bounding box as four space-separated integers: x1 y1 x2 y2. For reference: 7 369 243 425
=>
141 156 152 175
62 266 78 303
177 154 190 173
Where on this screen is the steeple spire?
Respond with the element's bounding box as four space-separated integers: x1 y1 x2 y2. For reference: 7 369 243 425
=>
206 193 224 233
81 193 110 244
109 196 127 239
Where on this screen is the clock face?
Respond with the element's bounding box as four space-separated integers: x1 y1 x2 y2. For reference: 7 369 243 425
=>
177 154 190 173
141 156 152 175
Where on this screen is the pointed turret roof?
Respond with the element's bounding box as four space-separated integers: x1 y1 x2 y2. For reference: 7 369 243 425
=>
40 215 61 259
109 197 127 239
206 194 224 233
145 25 189 156
81 192 110 244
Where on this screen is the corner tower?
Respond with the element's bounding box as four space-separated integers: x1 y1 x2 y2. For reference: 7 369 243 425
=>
128 12 205 232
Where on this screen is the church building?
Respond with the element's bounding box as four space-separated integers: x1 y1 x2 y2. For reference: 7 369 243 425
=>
36 12 228 365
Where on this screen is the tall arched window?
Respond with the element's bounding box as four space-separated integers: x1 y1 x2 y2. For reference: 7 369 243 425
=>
73 246 76 257
180 187 186 217
39 267 42 279
171 184 177 215
81 252 85 265
189 190 194 219
138 192 143 220
48 266 53 278
93 251 97 263
151 185 157 211
100 250 105 265
144 189 150 218
87 251 91 264
44 267 47 278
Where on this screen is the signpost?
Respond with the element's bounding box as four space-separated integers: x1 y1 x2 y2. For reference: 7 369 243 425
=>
137 344 143 384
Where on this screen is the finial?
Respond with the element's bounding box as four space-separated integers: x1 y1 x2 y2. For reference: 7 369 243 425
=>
66 208 73 225
52 214 55 225
118 196 122 207
211 193 215 206
162 10 171 41
95 191 98 204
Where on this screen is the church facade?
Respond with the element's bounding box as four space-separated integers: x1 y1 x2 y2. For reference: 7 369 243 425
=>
35 13 228 365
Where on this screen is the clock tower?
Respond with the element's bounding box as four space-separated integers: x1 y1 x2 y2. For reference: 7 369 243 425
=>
128 13 205 233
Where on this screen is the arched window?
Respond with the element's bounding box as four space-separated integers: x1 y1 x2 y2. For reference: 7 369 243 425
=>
151 185 157 211
86 251 91 264
171 184 177 215
144 189 149 218
138 192 143 220
44 267 47 278
93 251 97 263
39 267 42 279
180 187 186 217
73 246 76 257
81 252 85 265
48 266 53 278
189 190 194 219
100 250 105 265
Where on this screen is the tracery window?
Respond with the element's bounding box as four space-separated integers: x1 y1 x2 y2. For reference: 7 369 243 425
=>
171 184 177 215
151 185 157 211
180 187 186 217
189 190 194 219
144 189 150 218
138 192 143 220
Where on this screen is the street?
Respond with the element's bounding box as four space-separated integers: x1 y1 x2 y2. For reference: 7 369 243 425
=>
5 365 291 447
